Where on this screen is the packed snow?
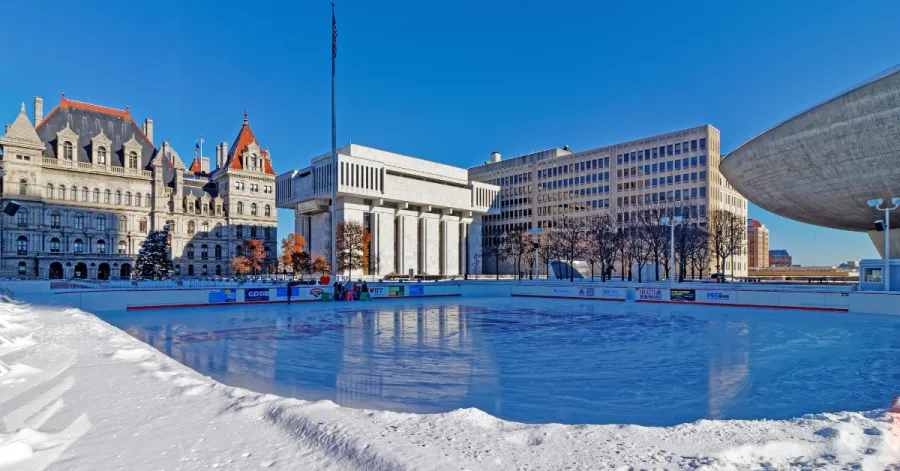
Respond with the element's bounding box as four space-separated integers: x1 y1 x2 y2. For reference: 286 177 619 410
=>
1 294 899 470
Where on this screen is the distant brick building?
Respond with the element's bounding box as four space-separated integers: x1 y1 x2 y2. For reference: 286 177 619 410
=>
747 219 769 268
769 249 792 267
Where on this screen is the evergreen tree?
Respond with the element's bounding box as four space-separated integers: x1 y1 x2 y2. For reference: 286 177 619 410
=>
134 227 174 280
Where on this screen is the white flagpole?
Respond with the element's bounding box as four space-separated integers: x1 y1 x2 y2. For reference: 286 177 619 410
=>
330 3 338 279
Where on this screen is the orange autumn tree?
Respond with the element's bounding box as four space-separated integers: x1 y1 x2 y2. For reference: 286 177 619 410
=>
312 255 330 275
233 239 266 275
280 233 307 274
231 256 251 275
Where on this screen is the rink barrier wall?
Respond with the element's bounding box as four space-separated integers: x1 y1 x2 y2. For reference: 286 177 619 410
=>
18 279 900 315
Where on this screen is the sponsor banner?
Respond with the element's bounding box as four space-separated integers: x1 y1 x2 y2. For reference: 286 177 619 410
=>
576 287 627 299
638 288 663 301
368 287 387 298
244 288 270 302
388 286 405 297
670 289 696 302
209 289 237 303
703 291 731 302
552 288 573 294
276 287 301 299
276 287 327 301
408 285 424 296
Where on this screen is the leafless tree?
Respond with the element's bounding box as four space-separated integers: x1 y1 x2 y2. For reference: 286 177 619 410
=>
552 214 587 282
335 221 369 276
691 226 712 280
628 212 652 283
503 230 535 279
726 212 746 280
536 231 556 279
708 209 731 281
613 223 629 281
643 205 670 281
481 229 508 280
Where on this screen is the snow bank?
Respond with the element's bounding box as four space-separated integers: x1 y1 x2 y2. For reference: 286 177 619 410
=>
1 296 899 470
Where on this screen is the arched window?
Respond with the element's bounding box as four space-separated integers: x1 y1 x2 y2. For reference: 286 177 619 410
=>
58 185 66 199
104 189 111 204
215 245 222 259
50 211 60 228
82 187 88 201
264 205 271 217
118 216 127 232
195 199 202 213
118 240 127 254
237 202 244 214
70 186 76 200
201 244 208 260
62 141 73 160
73 238 84 253
215 265 222 276
135 193 142 207
250 203 258 216
16 236 27 254
96 240 106 254
19 179 27 195
236 245 243 257
201 221 209 236
186 244 195 259
93 188 100 202
236 225 243 238
97 146 107 165
74 213 84 230
96 215 106 231
139 218 148 233
188 265 195 276
125 192 132 206
146 195 151 207
264 227 271 239
115 190 122 205
215 223 222 237
187 221 195 235
49 237 61 253
46 183 54 198
16 208 27 227
250 226 257 238
128 151 138 169
252 155 258 169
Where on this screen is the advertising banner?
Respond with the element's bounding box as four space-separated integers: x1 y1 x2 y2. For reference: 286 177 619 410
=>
670 289 696 302
244 288 270 302
702 291 732 302
638 288 663 301
209 289 237 303
388 286 405 297
368 286 387 298
408 285 424 296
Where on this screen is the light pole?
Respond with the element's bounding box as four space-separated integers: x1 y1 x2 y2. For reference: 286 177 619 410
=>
528 227 543 280
660 216 683 287
868 198 900 291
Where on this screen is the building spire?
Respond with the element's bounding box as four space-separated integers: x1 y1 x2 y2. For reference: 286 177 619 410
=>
243 109 248 124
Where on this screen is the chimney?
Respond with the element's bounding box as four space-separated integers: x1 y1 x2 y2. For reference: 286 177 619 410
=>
491 152 501 163
34 96 43 124
201 157 210 173
221 141 228 168
143 118 154 144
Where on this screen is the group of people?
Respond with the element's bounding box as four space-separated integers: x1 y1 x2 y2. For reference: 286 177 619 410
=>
333 279 369 301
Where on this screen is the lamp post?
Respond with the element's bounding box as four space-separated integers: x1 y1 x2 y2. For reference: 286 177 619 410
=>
528 227 543 280
660 216 683 287
868 198 900 291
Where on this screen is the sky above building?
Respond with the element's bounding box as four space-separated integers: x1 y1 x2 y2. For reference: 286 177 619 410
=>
2 0 897 266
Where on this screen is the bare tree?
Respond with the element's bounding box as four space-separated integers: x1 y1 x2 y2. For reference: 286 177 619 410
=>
628 212 652 283
691 226 712 280
481 230 506 280
726 212 746 280
503 230 535 279
643 205 670 281
708 209 731 281
537 231 556 279
335 221 369 276
552 214 587 282
584 214 616 282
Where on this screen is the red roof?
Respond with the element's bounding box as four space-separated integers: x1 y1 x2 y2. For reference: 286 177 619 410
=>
748 219 762 227
189 156 203 173
36 94 154 147
226 111 275 175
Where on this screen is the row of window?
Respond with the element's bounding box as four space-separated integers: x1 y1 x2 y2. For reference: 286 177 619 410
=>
234 201 272 217
539 172 611 191
616 138 707 164
59 142 141 169
617 172 708 191
44 183 152 207
17 236 125 255
537 158 610 180
234 181 273 193
618 188 708 206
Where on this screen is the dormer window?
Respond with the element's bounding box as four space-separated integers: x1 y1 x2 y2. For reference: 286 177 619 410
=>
97 147 107 165
128 152 138 169
63 141 73 160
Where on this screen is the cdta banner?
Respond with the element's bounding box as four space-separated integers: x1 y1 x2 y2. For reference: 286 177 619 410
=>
638 288 663 301
244 288 270 302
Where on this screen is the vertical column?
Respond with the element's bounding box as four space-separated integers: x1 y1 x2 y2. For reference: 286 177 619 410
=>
461 223 468 276
397 215 405 275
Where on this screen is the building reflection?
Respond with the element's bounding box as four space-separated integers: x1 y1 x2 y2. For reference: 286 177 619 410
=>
706 319 751 419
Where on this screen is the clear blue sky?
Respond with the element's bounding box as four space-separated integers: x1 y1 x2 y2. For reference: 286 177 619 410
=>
3 0 897 265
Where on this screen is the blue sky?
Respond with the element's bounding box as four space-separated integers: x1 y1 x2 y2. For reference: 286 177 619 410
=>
2 0 897 265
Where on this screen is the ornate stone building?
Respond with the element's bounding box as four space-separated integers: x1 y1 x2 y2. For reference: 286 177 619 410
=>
0 95 277 279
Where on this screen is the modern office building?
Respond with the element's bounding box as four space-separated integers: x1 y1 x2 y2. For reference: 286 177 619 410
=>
275 144 499 278
468 125 748 277
0 96 277 279
769 249 792 267
721 65 900 258
747 219 770 268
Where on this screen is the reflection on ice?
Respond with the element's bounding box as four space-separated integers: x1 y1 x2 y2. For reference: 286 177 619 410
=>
101 297 900 426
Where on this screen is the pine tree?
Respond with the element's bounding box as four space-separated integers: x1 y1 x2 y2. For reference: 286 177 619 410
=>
134 227 174 280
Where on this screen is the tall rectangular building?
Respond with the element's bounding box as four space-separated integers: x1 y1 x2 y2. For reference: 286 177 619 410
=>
468 125 748 277
747 219 770 268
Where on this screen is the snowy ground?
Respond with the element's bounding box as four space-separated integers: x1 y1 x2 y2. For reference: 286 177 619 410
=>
1 297 899 470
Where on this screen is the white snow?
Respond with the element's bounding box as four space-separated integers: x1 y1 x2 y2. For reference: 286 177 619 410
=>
1 295 899 470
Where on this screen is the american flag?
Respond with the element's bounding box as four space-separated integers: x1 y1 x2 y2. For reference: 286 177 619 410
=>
200 136 204 144
332 6 337 59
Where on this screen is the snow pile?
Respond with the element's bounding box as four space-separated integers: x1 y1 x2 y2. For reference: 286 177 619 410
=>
1 294 899 470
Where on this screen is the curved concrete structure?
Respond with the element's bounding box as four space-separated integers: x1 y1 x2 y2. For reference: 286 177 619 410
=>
721 66 900 233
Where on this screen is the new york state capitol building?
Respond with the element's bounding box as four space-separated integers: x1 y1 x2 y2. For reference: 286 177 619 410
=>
0 96 277 280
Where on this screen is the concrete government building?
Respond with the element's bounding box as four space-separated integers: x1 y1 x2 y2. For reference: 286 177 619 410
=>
0 96 277 280
276 145 500 278
468 125 748 276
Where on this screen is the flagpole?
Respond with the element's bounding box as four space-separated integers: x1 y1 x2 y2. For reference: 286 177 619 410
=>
330 2 338 279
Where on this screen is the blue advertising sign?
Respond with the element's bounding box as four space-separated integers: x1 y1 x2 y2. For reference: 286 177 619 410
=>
209 289 237 303
245 288 270 302
408 285 424 296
